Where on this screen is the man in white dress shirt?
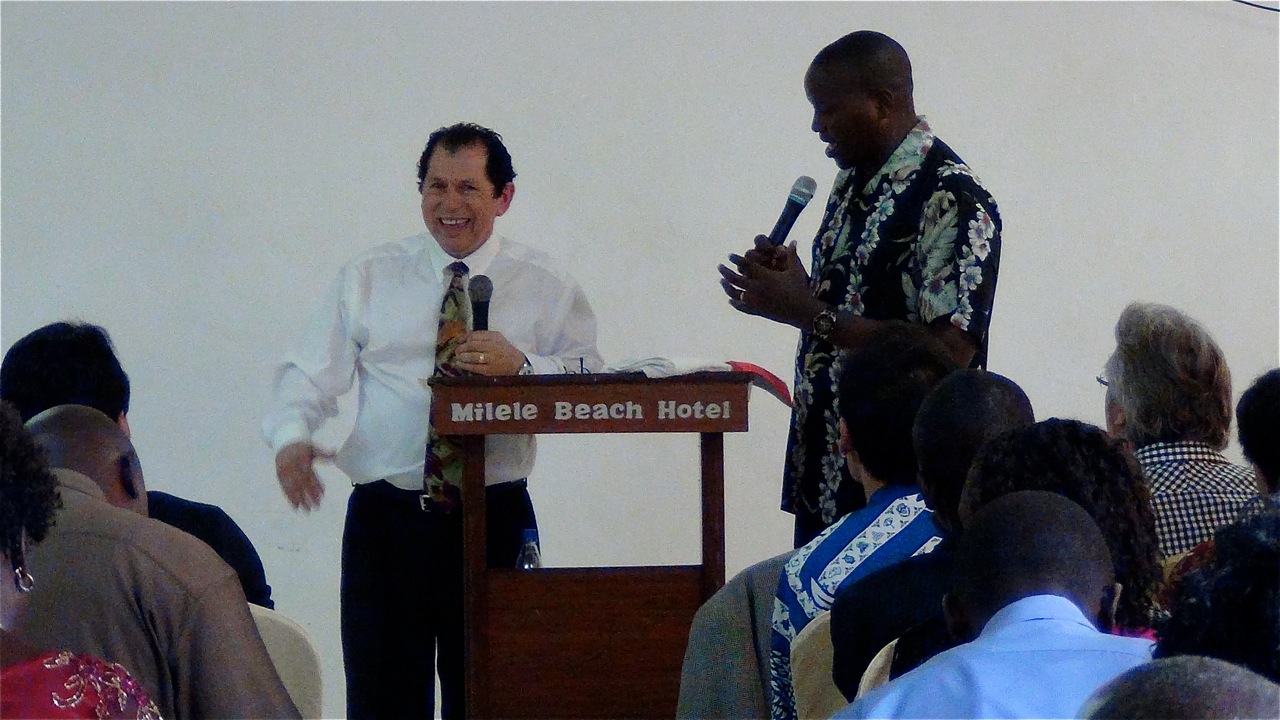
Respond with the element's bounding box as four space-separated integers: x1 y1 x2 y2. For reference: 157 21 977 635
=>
263 122 602 719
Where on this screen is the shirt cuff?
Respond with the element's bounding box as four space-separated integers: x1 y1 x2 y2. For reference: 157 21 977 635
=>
268 421 312 454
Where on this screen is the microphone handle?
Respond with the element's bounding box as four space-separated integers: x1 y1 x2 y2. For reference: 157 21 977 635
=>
768 198 806 246
471 302 489 332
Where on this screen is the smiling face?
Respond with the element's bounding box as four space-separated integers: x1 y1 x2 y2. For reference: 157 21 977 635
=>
420 143 514 258
804 63 886 174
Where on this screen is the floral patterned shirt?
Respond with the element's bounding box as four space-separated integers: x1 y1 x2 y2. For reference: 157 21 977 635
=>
785 118 1001 528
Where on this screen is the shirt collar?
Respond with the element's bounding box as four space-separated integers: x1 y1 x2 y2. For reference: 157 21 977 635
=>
846 115 936 198
1133 441 1230 465
979 594 1097 638
51 467 107 501
866 483 923 508
426 232 503 280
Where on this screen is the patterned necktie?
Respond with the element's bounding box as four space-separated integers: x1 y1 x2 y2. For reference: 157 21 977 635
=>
424 261 470 512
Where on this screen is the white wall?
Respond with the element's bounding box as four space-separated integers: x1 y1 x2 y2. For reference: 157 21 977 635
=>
3 3 1276 716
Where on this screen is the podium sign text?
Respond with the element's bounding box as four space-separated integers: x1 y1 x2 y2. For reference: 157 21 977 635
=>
431 371 749 434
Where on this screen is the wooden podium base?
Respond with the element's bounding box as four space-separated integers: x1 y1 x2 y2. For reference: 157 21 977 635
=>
430 372 751 718
479 566 703 718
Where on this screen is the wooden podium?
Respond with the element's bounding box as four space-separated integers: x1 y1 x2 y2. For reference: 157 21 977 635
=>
430 371 753 718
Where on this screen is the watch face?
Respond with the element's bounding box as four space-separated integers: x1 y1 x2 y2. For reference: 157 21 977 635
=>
814 310 836 337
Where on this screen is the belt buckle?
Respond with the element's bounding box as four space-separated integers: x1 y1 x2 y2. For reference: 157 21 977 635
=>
419 494 432 512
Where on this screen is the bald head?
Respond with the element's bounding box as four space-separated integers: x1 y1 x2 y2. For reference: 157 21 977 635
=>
913 370 1034 534
946 491 1115 641
1083 656 1280 720
26 404 146 515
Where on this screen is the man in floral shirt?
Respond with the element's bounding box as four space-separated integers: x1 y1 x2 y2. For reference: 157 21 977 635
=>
721 30 1001 546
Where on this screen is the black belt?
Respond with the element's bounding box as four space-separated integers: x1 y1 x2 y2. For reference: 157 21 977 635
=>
355 478 527 512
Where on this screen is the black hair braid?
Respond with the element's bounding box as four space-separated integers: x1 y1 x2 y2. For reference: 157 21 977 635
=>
0 401 61 564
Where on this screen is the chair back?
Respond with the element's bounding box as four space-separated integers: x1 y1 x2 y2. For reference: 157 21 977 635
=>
790 610 847 719
249 603 323 719
855 638 897 699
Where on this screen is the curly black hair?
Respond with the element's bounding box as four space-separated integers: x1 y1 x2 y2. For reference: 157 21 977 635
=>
0 401 61 566
1156 498 1280 682
964 418 1162 629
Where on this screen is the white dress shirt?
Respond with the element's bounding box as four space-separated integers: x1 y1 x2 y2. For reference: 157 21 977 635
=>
263 232 602 489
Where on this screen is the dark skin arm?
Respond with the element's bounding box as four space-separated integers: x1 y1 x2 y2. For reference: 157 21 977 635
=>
718 235 977 367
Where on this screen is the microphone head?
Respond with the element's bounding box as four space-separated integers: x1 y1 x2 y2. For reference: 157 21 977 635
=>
468 275 493 303
789 176 818 205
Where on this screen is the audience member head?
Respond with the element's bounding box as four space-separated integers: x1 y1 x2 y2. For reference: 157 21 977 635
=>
1082 656 1280 720
0 321 131 429
1103 302 1232 451
945 491 1117 643
805 31 916 174
1236 368 1280 494
836 324 960 502
416 121 516 195
962 418 1161 629
912 369 1034 535
0 401 61 627
1156 499 1280 682
25 405 147 516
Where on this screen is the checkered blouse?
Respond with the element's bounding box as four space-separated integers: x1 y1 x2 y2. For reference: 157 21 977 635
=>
1135 441 1259 557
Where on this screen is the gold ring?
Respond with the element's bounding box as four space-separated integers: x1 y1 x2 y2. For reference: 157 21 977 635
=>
479 352 486 364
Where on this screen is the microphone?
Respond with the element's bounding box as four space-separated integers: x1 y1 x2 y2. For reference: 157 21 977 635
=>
468 275 493 331
766 176 818 246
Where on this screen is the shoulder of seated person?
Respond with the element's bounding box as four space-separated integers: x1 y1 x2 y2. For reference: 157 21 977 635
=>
70 501 240 587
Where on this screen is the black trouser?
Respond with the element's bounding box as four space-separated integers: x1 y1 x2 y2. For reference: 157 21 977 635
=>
340 479 535 719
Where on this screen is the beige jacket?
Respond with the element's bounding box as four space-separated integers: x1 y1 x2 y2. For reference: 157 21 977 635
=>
18 468 299 720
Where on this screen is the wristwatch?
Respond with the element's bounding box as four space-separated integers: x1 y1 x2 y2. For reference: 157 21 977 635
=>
811 307 837 341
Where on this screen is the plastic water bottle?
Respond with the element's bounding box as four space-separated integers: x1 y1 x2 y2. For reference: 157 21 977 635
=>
515 528 542 570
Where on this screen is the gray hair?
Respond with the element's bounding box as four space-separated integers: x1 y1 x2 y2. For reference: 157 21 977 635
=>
1104 302 1232 449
